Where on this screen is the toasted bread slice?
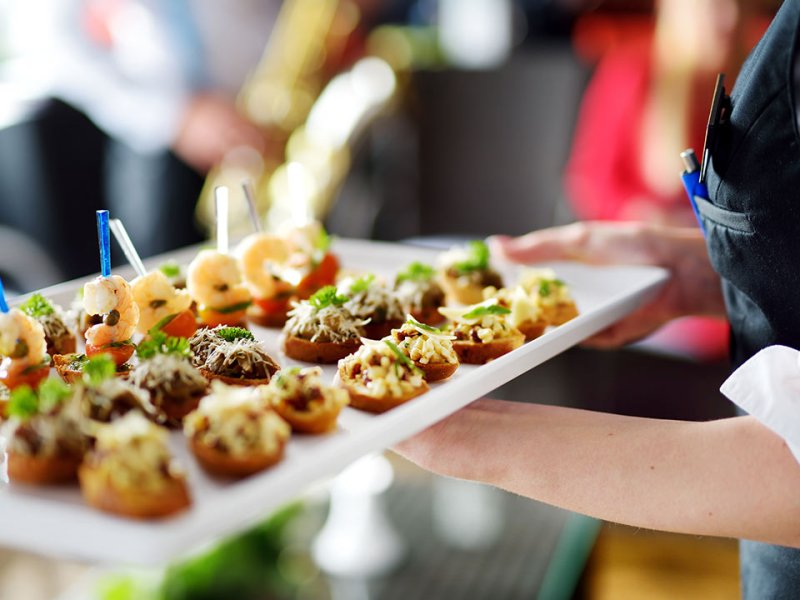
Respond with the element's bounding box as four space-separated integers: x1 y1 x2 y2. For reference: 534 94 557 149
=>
410 306 445 327
340 381 429 414
78 465 191 519
189 437 285 477
283 335 361 364
517 319 547 341
362 319 404 340
272 401 342 435
542 302 579 327
196 368 272 387
246 303 290 328
7 451 81 484
53 354 130 384
415 360 458 382
452 330 525 364
440 275 485 305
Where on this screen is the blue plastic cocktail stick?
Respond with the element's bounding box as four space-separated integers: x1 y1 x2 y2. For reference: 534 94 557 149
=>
96 210 112 277
0 276 8 313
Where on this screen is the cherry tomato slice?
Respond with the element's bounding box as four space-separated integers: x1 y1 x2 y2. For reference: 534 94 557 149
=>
161 309 198 339
297 252 339 299
0 358 50 391
197 307 247 328
86 342 135 367
254 296 291 316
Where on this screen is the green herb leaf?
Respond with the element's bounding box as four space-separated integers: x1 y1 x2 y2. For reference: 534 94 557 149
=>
8 385 39 419
151 313 178 334
137 330 191 360
309 286 349 310
212 301 252 314
406 315 441 333
461 304 511 320
159 262 182 279
453 240 490 274
383 339 421 375
109 339 136 348
349 274 375 294
316 227 331 252
216 327 255 343
396 262 435 283
83 354 117 386
38 378 71 411
19 293 55 318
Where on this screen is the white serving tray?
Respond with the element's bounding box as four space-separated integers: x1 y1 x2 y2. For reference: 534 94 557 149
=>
0 238 667 566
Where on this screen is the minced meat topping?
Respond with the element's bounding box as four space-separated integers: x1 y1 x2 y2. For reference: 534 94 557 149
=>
131 354 208 408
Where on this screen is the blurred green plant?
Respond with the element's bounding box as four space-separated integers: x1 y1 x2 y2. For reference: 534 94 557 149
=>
97 503 303 600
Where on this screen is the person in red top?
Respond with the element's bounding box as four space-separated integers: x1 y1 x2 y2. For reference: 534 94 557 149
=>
564 0 769 360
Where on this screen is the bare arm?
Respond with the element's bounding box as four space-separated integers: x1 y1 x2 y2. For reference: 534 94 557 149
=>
491 222 727 347
395 399 800 548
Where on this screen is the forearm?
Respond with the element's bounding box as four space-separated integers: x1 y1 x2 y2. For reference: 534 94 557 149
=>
396 400 800 546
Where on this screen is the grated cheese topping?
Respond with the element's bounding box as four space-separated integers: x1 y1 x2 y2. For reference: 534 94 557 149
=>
394 279 445 313
2 395 85 458
339 342 425 399
184 381 290 456
81 378 164 424
284 302 366 343
268 366 349 413
90 412 183 492
389 322 457 365
518 268 575 308
482 286 542 329
131 354 208 408
189 327 279 380
339 278 404 322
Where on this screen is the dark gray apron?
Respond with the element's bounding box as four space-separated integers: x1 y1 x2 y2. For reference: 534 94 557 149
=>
700 1 800 596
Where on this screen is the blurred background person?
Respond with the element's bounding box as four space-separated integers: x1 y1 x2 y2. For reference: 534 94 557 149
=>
563 0 770 361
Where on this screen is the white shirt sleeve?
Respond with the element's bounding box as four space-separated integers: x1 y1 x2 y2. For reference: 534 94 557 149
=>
720 345 800 464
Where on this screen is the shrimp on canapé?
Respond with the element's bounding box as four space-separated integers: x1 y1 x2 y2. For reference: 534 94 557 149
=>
83 275 139 365
0 309 50 390
237 234 291 299
131 270 193 335
187 250 251 327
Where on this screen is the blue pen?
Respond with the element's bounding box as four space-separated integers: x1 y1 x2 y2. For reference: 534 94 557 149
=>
680 149 708 236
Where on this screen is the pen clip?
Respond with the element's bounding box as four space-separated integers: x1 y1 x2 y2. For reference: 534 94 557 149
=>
700 73 731 184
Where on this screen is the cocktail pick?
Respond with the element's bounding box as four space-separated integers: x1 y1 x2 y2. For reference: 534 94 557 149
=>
0 276 9 313
241 179 263 233
109 219 147 278
96 210 111 277
215 186 229 254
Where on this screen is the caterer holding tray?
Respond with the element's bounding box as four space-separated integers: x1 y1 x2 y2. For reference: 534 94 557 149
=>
396 2 800 596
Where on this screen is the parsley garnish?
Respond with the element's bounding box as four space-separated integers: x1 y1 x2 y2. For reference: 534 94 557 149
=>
213 301 252 314
137 330 191 360
159 262 182 279
309 286 348 310
538 279 564 298
384 340 422 376
20 293 55 318
83 354 117 386
216 327 255 343
7 385 39 420
396 262 435 284
461 304 511 320
38 378 71 411
453 240 490 274
349 274 375 294
406 315 441 333
316 228 331 253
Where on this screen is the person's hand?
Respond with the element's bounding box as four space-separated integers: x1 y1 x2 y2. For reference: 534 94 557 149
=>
490 221 726 348
172 94 267 173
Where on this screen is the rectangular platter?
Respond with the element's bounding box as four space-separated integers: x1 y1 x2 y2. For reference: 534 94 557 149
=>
0 238 668 566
